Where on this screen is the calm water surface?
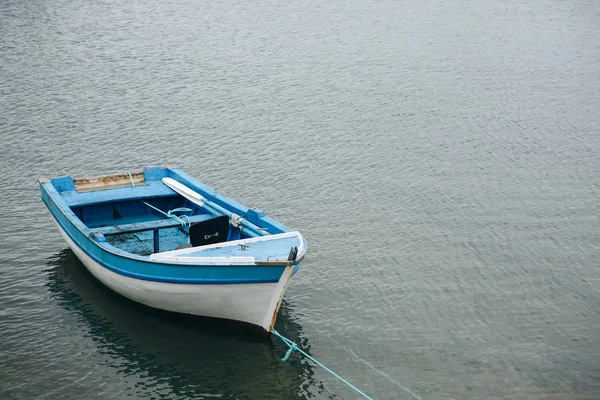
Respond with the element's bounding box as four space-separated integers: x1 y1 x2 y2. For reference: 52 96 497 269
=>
1 0 599 398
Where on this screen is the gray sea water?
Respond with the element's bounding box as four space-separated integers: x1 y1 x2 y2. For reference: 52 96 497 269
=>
1 0 599 398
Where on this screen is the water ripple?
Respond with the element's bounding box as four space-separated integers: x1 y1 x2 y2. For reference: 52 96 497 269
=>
1 0 600 398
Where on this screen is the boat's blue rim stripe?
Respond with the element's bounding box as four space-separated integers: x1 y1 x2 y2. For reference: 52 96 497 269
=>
47 204 281 285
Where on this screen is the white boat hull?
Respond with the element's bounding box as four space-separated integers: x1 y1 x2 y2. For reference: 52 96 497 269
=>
56 224 294 332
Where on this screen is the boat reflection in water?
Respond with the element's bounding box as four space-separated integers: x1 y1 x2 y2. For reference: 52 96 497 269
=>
45 249 318 399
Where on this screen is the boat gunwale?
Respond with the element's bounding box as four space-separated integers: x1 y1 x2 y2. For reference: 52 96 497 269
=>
148 231 306 261
40 169 307 274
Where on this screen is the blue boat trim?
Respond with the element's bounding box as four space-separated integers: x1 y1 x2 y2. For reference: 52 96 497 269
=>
46 208 282 284
39 167 306 285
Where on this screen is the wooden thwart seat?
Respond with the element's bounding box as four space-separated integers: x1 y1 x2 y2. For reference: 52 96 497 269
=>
91 214 213 236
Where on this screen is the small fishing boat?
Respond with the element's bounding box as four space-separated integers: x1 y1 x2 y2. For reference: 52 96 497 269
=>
39 166 306 332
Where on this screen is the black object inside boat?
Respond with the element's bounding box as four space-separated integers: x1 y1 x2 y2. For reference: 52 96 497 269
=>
189 215 230 247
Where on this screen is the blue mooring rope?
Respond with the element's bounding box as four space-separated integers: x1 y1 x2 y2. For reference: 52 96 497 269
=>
319 331 422 400
271 330 373 400
141 202 192 229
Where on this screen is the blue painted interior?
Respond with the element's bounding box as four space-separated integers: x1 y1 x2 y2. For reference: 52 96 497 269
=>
69 194 196 254
39 166 305 284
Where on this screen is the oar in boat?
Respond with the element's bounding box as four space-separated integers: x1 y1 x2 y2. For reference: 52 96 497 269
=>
162 178 269 238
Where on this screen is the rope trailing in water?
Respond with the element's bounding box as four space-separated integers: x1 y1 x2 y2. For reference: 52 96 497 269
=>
127 171 136 188
316 330 422 400
271 330 373 400
141 201 191 229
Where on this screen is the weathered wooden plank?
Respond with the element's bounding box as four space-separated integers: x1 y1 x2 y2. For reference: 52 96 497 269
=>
74 170 146 192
